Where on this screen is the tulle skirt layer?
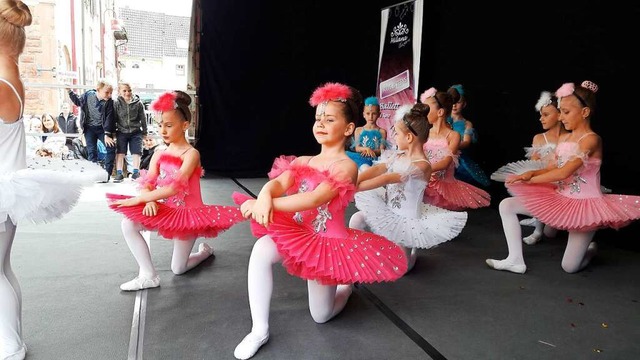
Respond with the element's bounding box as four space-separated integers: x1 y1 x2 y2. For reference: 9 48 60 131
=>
455 155 491 187
233 192 407 285
106 193 243 240
490 160 546 182
0 169 84 228
424 178 491 210
506 182 640 231
355 188 467 249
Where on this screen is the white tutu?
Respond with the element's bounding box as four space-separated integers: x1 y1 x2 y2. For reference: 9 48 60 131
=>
27 155 108 182
354 187 468 249
0 169 86 228
490 160 547 182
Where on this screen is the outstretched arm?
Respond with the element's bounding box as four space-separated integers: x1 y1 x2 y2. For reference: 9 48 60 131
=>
458 120 474 150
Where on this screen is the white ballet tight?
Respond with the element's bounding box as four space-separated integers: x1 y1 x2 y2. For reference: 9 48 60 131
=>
0 220 22 356
121 219 211 277
499 197 596 273
348 211 417 271
245 235 351 337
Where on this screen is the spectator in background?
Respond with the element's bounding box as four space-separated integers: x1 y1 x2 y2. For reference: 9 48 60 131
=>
139 134 164 170
67 79 116 182
113 82 147 181
39 113 66 157
57 102 78 155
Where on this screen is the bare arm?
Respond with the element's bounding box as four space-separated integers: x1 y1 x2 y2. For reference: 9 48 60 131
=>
430 132 461 172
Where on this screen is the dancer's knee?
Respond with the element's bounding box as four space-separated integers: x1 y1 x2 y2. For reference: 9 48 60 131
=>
348 211 366 230
498 197 518 216
171 263 188 275
309 306 333 324
561 257 582 273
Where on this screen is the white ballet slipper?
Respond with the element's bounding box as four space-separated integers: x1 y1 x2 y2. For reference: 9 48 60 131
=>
2 343 26 360
519 217 540 227
486 259 526 274
234 332 269 360
119 275 160 291
198 242 214 255
523 232 542 245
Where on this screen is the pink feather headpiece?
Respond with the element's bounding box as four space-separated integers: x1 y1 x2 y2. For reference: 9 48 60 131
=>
309 82 352 107
419 87 437 104
555 83 575 98
151 92 178 112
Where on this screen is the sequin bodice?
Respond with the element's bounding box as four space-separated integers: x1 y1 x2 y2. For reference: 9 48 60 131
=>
154 153 204 208
356 128 385 150
288 164 354 238
555 142 602 199
424 138 456 182
381 151 427 218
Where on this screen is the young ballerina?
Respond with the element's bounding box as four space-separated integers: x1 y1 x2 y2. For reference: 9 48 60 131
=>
106 91 243 291
346 96 386 170
491 91 567 244
231 83 408 360
446 84 491 188
349 103 468 272
486 81 640 274
0 2 91 358
420 87 491 210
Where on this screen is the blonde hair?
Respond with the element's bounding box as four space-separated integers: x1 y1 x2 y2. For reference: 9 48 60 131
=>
0 0 32 56
96 78 113 91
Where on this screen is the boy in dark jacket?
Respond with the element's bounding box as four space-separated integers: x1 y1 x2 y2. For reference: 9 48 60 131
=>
57 102 78 157
113 82 147 181
67 79 116 181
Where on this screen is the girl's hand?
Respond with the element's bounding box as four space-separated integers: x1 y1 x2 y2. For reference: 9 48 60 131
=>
363 147 376 158
115 197 143 207
142 201 158 216
506 171 533 184
240 199 256 219
251 196 273 227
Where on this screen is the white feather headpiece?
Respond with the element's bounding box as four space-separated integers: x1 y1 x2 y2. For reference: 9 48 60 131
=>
393 104 414 123
534 91 553 112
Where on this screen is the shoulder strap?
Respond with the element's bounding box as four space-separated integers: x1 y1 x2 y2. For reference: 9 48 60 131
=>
0 78 23 118
576 132 596 143
179 146 193 157
542 133 549 144
411 159 430 163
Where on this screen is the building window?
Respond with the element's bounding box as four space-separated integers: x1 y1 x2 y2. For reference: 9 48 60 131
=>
176 64 185 76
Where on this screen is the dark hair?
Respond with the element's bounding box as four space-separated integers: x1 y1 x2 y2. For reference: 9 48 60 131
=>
434 91 454 116
574 82 597 115
173 90 192 122
447 86 463 104
403 103 430 142
340 86 363 124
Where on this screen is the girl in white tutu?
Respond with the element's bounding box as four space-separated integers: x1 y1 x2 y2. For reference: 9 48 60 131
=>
350 103 468 272
0 2 99 358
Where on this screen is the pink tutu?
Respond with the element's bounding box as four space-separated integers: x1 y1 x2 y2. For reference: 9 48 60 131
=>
107 193 243 240
106 151 243 240
233 192 406 285
506 182 640 232
424 177 491 210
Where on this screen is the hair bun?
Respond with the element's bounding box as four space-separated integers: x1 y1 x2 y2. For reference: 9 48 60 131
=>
1 0 33 27
173 90 192 106
411 103 429 117
581 80 599 93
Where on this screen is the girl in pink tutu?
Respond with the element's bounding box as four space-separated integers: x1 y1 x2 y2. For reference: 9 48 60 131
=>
231 82 407 360
350 103 468 272
491 91 567 244
420 87 491 210
486 81 640 274
107 91 243 291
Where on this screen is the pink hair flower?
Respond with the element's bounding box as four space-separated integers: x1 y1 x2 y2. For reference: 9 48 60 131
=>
555 83 575 98
151 91 177 112
309 82 352 107
419 87 437 104
581 80 599 93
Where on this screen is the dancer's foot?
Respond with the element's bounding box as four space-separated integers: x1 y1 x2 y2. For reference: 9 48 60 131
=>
234 332 269 360
519 218 539 227
523 232 542 245
2 343 26 360
198 242 214 255
486 259 526 274
120 275 160 291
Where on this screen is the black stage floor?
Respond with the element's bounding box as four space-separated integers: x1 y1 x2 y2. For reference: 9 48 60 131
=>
11 177 640 360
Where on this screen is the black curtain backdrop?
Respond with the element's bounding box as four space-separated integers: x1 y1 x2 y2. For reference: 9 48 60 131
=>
198 1 639 245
